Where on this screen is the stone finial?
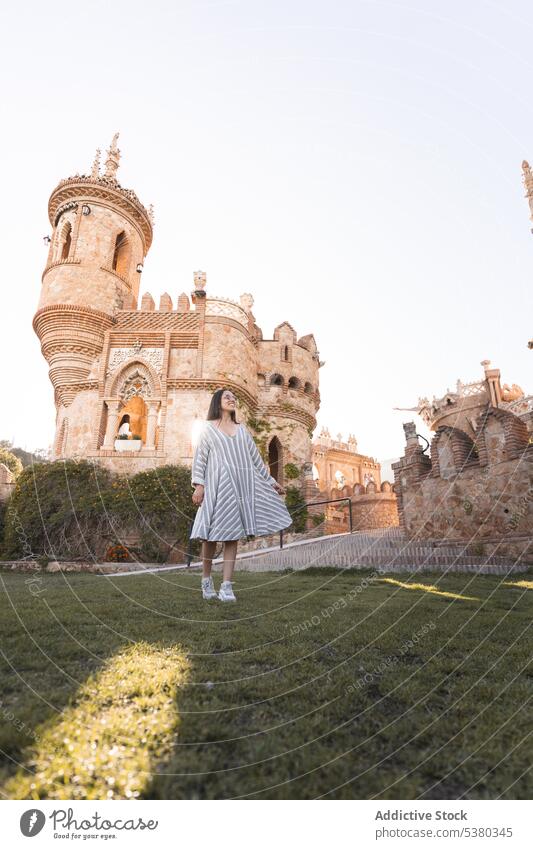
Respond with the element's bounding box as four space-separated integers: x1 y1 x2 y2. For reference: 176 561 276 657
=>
522 160 533 220
403 421 418 444
240 293 254 312
91 148 101 179
177 293 190 313
140 292 155 311
193 270 206 290
159 292 173 311
104 132 121 179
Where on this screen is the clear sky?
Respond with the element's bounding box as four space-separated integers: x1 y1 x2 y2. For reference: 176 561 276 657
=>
2 0 532 471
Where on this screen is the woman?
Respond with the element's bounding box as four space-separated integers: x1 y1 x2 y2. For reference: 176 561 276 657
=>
117 414 131 436
191 388 293 601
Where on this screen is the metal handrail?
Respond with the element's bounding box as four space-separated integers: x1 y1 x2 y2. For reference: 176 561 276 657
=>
186 494 355 565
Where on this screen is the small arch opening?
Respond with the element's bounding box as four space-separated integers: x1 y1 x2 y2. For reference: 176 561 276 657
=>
60 223 72 260
112 230 130 277
268 436 283 482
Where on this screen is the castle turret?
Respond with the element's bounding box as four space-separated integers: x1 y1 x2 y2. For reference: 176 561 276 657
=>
34 134 153 450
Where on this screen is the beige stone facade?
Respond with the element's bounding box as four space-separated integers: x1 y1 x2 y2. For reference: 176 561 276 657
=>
312 427 382 491
34 136 322 487
306 428 399 533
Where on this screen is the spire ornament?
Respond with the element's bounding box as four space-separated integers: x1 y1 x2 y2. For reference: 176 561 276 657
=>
104 132 121 180
522 160 533 223
91 148 101 179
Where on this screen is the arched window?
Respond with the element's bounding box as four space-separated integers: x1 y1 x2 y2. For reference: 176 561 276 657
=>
268 436 283 482
270 373 283 387
112 231 130 277
288 376 301 390
282 345 289 361
304 382 313 394
60 222 72 260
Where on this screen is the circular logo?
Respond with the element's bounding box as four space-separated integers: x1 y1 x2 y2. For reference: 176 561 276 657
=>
20 809 46 837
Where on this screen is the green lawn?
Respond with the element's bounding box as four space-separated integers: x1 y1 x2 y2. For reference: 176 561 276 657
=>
0 568 532 800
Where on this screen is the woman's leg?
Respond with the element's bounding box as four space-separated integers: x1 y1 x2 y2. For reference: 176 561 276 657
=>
222 540 238 582
202 541 217 578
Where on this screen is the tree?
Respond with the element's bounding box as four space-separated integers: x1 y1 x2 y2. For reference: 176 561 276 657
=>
0 446 23 478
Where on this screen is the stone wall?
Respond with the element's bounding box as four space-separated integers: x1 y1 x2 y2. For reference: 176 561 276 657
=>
0 464 15 503
308 483 399 534
393 410 533 546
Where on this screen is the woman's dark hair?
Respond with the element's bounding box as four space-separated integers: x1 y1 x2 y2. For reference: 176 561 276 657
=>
206 388 239 423
119 414 130 426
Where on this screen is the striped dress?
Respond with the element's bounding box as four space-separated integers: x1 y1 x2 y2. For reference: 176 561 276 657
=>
190 421 293 541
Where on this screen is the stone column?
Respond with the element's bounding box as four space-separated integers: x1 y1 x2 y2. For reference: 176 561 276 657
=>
103 400 121 448
145 400 159 449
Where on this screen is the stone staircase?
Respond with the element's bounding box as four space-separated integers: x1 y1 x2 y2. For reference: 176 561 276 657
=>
218 528 531 575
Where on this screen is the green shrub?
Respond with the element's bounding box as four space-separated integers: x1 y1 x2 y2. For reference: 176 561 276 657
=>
2 461 196 563
0 447 23 479
2 460 112 560
0 501 6 551
284 462 300 480
284 486 308 533
311 512 325 527
109 465 197 563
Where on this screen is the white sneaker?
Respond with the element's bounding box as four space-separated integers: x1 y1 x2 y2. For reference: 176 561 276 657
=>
218 580 236 602
201 576 218 600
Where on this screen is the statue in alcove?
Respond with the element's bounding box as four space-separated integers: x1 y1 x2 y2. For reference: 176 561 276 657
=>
116 396 148 442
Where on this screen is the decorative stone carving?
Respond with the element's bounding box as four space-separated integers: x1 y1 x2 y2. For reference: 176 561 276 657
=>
501 383 524 402
239 293 254 311
108 346 164 374
205 297 248 326
194 270 206 290
121 370 151 401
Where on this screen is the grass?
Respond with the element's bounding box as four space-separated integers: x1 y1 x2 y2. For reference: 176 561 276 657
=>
0 567 532 800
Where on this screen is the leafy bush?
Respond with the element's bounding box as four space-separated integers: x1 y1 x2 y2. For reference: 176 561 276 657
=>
0 501 6 551
106 465 197 563
0 447 23 479
311 512 325 527
2 460 112 560
284 486 308 533
1 461 197 564
283 462 300 480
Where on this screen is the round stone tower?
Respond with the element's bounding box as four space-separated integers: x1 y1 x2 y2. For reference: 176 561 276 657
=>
33 133 153 450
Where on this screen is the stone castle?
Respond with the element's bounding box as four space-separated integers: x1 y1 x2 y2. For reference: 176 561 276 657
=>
33 134 325 487
392 359 533 562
